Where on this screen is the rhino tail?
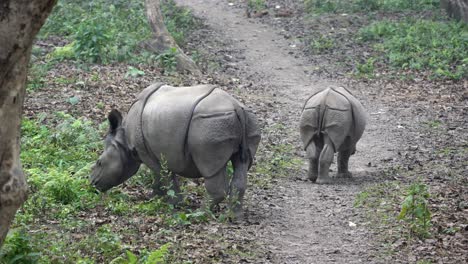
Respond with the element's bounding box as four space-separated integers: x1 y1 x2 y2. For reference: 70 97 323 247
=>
235 107 249 163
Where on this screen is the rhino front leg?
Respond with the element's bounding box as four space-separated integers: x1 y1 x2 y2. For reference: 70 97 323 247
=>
229 152 248 220
150 165 165 197
204 167 228 212
316 135 335 184
150 168 182 205
337 147 354 178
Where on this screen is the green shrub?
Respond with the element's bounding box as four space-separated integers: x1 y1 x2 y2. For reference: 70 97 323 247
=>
310 35 335 54
398 182 432 238
355 57 376 77
156 47 178 73
358 19 467 79
73 18 112 63
0 229 40 264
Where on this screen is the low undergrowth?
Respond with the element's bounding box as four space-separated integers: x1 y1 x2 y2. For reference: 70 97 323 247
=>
354 120 467 263
304 0 439 13
301 0 466 80
2 114 259 263
358 19 467 80
251 124 302 188
39 0 198 66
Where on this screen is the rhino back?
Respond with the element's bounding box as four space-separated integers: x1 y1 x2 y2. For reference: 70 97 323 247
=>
141 84 217 173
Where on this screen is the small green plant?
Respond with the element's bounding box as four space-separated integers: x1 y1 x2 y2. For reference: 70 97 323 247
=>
398 181 432 239
310 35 335 54
47 43 75 61
355 57 376 77
247 0 266 12
425 120 442 128
156 47 178 73
125 66 146 78
171 210 210 226
112 243 172 264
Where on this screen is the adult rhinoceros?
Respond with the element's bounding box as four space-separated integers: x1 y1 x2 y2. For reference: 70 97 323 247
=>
90 83 261 218
299 86 367 184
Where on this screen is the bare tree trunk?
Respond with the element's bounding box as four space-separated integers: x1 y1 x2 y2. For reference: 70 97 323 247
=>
144 0 201 75
441 0 468 22
0 0 57 247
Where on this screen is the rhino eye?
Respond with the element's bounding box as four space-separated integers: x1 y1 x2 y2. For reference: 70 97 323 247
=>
97 160 102 166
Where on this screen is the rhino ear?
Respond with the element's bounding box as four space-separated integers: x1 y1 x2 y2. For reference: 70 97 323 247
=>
108 109 123 134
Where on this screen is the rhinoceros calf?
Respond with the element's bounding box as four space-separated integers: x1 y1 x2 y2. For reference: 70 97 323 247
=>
90 83 261 218
299 86 367 184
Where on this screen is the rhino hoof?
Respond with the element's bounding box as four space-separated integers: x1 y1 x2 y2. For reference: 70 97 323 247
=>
308 175 318 182
316 177 333 184
337 172 353 178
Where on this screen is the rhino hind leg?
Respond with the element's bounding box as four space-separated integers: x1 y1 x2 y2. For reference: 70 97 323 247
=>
316 135 335 184
337 147 354 178
306 140 322 182
204 166 228 212
229 151 249 220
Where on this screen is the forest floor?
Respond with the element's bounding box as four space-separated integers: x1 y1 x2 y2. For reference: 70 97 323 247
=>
18 0 467 263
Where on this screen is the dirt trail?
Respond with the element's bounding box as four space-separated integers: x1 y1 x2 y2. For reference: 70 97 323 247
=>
177 1 395 263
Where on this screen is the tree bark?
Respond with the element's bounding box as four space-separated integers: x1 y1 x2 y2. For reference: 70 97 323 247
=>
441 0 468 22
0 0 57 247
144 0 201 75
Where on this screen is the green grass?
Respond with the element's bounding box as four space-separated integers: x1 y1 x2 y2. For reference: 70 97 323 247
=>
358 19 467 80
304 0 439 14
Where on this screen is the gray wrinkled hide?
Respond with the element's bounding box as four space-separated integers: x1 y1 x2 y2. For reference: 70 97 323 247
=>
125 84 261 216
299 86 367 184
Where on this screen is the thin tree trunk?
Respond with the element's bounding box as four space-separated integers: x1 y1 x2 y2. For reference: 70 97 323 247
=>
144 0 201 75
0 0 57 247
441 0 468 22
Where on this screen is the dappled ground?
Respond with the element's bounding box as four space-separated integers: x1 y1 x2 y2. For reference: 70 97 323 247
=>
1 0 467 263
240 0 467 262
